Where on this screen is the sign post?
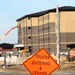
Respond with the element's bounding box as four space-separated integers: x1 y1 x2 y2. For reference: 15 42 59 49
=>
3 52 7 68
23 48 59 75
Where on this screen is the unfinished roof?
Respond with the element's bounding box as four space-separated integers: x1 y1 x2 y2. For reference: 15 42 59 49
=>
16 6 75 21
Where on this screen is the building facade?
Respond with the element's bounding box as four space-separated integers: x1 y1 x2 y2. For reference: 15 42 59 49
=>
16 6 75 55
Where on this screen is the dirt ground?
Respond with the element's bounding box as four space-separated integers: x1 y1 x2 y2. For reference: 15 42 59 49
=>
0 65 28 73
0 61 75 73
57 61 75 72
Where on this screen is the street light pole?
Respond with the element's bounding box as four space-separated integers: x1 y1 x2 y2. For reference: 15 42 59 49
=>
56 5 60 64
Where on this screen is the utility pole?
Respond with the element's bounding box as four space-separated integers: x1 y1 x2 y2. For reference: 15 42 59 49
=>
56 5 60 64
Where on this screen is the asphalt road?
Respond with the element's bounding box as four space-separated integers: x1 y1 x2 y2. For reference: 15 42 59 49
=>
0 72 75 75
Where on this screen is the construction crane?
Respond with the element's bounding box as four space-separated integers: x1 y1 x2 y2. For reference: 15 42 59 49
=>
0 25 20 40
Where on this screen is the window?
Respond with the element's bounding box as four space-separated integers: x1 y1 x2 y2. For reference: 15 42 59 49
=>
28 27 31 29
28 17 31 20
29 46 31 48
29 46 32 52
28 36 31 39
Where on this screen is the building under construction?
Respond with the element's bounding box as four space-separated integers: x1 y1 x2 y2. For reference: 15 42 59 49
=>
16 6 75 55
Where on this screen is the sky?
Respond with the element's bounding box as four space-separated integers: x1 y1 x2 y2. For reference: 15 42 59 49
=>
0 0 75 44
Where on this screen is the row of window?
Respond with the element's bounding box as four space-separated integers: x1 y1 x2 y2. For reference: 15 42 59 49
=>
18 22 55 36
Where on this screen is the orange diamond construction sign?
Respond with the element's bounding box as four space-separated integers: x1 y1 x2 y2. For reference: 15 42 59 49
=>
23 48 59 75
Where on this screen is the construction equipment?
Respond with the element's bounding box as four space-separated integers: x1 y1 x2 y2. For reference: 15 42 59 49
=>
0 25 30 54
19 49 29 53
0 25 20 40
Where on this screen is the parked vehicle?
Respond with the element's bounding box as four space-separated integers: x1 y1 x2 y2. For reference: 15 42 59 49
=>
60 52 68 56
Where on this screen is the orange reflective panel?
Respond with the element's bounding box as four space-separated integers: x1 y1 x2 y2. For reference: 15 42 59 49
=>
23 48 59 75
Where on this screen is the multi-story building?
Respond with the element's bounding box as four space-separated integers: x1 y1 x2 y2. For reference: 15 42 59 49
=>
16 6 75 55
